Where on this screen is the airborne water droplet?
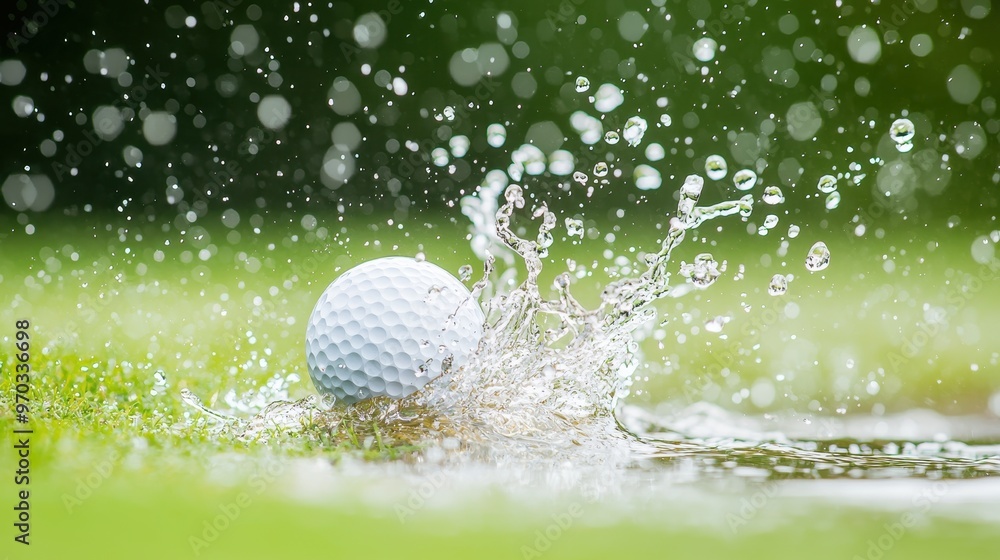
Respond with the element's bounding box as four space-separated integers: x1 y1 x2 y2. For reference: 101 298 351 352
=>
679 253 722 288
575 76 591 92
890 117 915 153
565 217 585 238
733 169 757 191
622 116 648 147
573 171 588 185
593 83 625 112
504 184 524 207
763 214 779 229
738 194 755 217
705 315 728 333
787 224 800 238
768 273 788 296
432 147 449 166
634 164 662 191
805 241 831 272
705 155 728 181
692 37 718 62
676 174 703 217
487 123 507 148
762 185 784 205
458 264 473 282
604 131 620 145
825 191 841 210
593 161 609 177
817 175 838 193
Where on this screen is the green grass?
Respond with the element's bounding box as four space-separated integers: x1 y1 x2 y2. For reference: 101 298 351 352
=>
1 211 999 558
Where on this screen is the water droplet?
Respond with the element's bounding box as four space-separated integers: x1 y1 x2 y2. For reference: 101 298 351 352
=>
679 253 722 288
788 224 800 238
458 264 473 282
971 235 995 265
738 194 755 217
565 218 585 238
622 116 648 147
733 169 757 191
768 274 788 296
705 155 728 181
677 175 703 217
705 315 728 333
659 113 672 126
692 37 718 62
890 117 915 153
805 241 831 272
593 162 609 177
575 76 591 92
442 106 455 121
504 184 524 206
593 83 625 112
817 174 838 193
825 191 841 210
762 186 784 205
604 131 620 145
487 123 507 148
432 147 449 166
153 370 167 386
449 135 470 158
573 171 588 185
763 214 779 229
634 164 662 191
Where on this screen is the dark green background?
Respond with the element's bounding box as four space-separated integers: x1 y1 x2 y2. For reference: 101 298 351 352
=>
2 0 996 221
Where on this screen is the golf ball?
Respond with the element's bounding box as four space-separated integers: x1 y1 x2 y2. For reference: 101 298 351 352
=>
305 257 485 404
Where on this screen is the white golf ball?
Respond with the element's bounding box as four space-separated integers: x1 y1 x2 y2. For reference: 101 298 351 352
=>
305 257 485 404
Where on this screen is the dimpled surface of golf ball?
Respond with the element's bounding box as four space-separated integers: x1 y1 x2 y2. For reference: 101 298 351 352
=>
305 257 485 404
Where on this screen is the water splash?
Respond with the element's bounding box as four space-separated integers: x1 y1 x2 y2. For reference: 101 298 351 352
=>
410 174 753 458
177 165 1000 479
186 174 751 461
